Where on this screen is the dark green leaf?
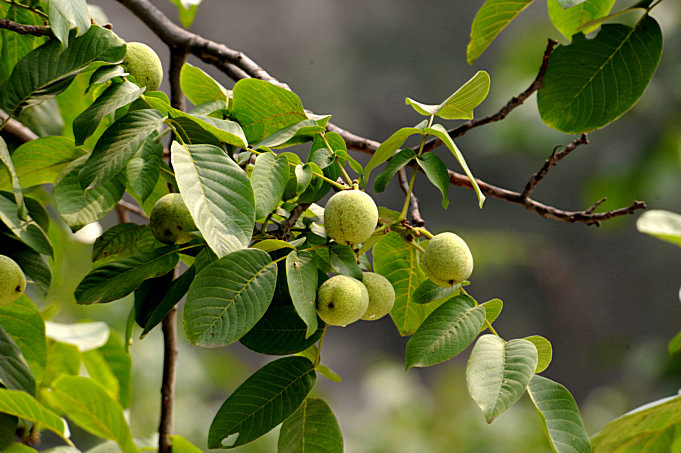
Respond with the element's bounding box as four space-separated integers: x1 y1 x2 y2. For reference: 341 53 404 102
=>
50 376 138 453
538 16 663 133
74 246 180 305
92 224 161 267
466 0 535 64
0 323 35 395
406 295 485 368
179 63 227 106
0 5 47 85
126 133 163 202
79 109 164 188
328 243 363 280
286 250 319 337
0 388 70 443
171 142 255 257
134 271 174 328
0 137 86 189
0 137 26 219
278 398 343 453
252 152 290 219
89 65 128 88
257 119 322 149
2 26 126 117
141 266 196 337
417 152 450 209
374 148 415 193
0 237 51 293
208 357 316 449
52 156 126 231
528 376 591 453
0 192 52 256
73 81 144 145
0 297 46 383
411 279 462 305
184 249 277 347
240 305 324 355
466 335 538 423
167 116 222 147
363 124 425 186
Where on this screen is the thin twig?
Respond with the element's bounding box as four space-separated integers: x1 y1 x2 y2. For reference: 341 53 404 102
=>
0 19 52 36
280 203 312 239
522 134 588 199
397 167 424 227
117 200 147 219
0 111 38 142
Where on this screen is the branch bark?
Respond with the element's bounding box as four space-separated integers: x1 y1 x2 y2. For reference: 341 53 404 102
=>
0 19 53 37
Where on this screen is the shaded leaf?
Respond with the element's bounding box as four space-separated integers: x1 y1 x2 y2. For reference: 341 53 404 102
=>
538 16 662 133
74 246 180 304
528 376 591 453
184 248 277 347
257 119 322 149
141 266 196 337
240 305 324 355
466 335 538 423
92 224 161 267
417 152 450 209
0 192 52 257
1 236 52 293
278 398 343 453
208 357 316 449
0 324 35 395
286 251 319 337
363 124 425 186
252 152 290 219
374 148 415 194
171 142 255 257
328 243 363 281
126 133 164 202
406 295 485 368
411 279 462 305
0 137 26 219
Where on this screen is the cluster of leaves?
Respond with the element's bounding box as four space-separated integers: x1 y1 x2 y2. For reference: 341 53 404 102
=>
0 0 674 452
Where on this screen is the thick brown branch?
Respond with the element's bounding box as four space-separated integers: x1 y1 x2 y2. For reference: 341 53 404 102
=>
0 111 38 143
0 19 52 37
280 203 312 239
522 134 588 199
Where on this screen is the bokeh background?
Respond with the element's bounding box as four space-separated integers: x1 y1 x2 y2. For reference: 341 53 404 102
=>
40 0 681 451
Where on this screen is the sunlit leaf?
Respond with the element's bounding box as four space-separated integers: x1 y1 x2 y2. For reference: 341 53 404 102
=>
548 0 615 39
406 71 490 120
0 388 71 443
239 305 324 355
180 63 227 106
637 209 681 248
524 335 553 374
252 151 289 219
0 324 35 395
0 297 46 383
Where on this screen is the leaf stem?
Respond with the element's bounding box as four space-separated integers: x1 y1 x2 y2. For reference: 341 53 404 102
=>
0 115 10 132
314 325 328 367
320 132 354 186
398 115 434 221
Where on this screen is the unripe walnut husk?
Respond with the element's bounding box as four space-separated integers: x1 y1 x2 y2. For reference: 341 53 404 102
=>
421 232 474 287
316 275 369 327
324 190 378 246
123 42 163 91
149 193 197 244
0 255 26 305
360 272 395 321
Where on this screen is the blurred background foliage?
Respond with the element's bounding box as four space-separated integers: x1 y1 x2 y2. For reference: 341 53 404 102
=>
20 0 681 451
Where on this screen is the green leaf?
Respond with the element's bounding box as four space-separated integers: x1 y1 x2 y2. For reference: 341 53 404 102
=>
328 243 363 280
74 246 180 304
480 298 503 331
411 279 463 304
2 442 35 453
591 393 681 452
0 192 52 256
170 435 203 453
251 239 296 253
424 124 485 208
278 398 343 453
334 149 364 181
2 26 126 117
405 71 490 120
184 248 277 347
97 333 132 409
208 356 316 449
466 335 538 423
41 341 80 388
406 295 485 368
171 113 248 148
524 335 553 374
637 209 681 248
538 16 662 134
1 238 52 293
0 137 26 219
48 0 91 48
467 0 535 64
168 0 201 28
92 224 161 267
52 156 126 231
669 330 681 355
79 109 164 188
252 152 290 219
73 81 144 146
240 305 324 355
363 125 425 186
134 271 174 328
89 65 128 88
557 0 586 8
141 266 196 338
258 120 322 149
374 148 416 194
0 324 35 395
286 250 319 338
180 63 227 106
417 153 450 209
548 0 615 39
171 142 255 257
0 137 87 189
45 321 110 351
528 376 590 453
82 347 120 403
296 346 341 383
0 5 47 85
374 232 441 336
232 78 308 144
0 388 71 443
126 133 164 202
50 376 138 453
0 297 46 383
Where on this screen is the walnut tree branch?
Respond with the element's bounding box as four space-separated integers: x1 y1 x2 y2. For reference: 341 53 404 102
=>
397 168 425 227
0 19 52 36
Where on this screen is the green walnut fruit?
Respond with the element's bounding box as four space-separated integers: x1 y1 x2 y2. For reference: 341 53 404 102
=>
421 232 474 287
0 255 26 305
360 272 395 321
316 275 369 327
324 189 379 245
149 193 197 244
123 42 163 91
